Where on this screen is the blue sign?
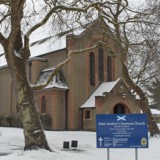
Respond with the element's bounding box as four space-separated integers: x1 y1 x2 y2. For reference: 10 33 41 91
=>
96 114 148 148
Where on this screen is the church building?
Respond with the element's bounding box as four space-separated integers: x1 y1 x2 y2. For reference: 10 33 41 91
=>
0 18 140 131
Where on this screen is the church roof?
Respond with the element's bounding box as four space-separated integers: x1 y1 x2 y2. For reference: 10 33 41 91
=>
35 67 68 90
80 78 120 108
0 18 107 68
151 109 160 115
0 25 85 68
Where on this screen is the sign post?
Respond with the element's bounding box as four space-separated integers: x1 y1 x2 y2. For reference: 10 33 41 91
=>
96 114 148 160
107 148 110 160
135 148 138 160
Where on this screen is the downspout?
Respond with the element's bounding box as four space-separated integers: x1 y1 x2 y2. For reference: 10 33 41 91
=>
9 80 13 115
81 108 84 130
28 61 32 83
65 90 68 130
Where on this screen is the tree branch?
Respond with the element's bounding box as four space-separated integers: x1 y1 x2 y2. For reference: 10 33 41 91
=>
25 2 104 38
0 32 7 46
0 0 10 5
0 53 4 57
23 2 106 58
8 0 25 47
31 40 111 90
0 13 10 24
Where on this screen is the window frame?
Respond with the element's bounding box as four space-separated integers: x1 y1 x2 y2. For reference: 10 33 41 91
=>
107 56 112 82
89 52 95 86
98 47 104 82
41 95 46 113
84 110 91 120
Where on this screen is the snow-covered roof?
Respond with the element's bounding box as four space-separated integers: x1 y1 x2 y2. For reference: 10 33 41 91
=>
151 109 160 115
0 26 85 68
29 34 66 58
36 67 68 90
27 57 47 62
80 78 120 108
29 24 86 57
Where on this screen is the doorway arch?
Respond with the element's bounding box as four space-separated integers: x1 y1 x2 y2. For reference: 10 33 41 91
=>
113 104 130 114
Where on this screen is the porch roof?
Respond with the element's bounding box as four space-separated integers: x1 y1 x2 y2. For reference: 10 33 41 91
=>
35 67 68 90
151 109 160 115
80 78 120 108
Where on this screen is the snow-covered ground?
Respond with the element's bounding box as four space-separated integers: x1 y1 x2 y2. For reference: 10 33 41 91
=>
0 126 160 160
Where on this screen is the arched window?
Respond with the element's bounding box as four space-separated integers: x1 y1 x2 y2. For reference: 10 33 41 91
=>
98 47 104 82
107 56 112 82
41 96 46 113
90 52 95 86
114 104 125 114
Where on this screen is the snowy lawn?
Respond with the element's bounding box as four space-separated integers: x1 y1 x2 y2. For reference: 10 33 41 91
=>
0 127 160 160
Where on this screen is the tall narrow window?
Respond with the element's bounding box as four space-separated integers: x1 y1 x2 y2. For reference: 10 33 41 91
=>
41 96 46 113
107 56 112 82
98 47 104 82
90 52 95 86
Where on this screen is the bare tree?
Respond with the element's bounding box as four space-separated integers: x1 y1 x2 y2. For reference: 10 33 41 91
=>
0 0 102 150
91 0 160 136
128 0 160 89
131 0 160 109
0 0 52 151
37 0 160 136
0 1 159 152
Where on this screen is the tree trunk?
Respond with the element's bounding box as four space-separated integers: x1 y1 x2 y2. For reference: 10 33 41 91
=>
121 58 160 136
5 30 51 150
7 56 50 150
